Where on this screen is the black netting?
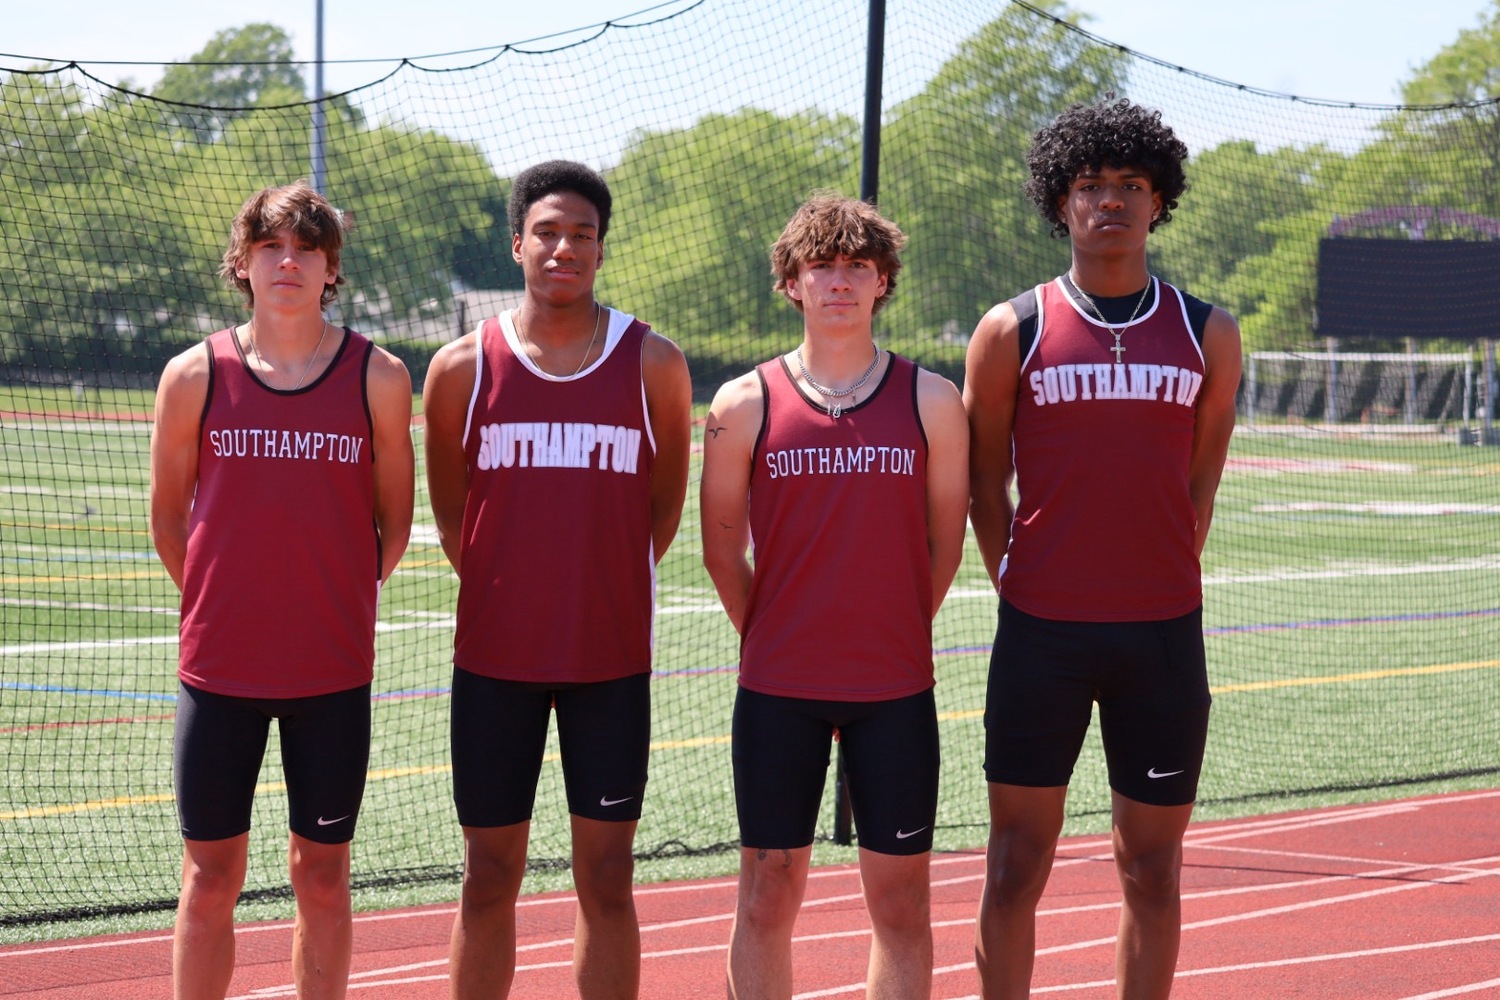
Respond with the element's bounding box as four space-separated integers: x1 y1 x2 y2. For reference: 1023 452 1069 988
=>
3 0 1498 926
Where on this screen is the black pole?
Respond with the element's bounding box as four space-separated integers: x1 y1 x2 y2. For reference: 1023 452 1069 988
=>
834 0 886 849
859 0 886 205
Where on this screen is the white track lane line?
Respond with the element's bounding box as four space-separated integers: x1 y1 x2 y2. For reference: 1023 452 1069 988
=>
1401 976 1500 999
934 935 1500 999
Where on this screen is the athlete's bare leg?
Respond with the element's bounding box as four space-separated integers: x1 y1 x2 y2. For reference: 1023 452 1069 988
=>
570 815 641 1000
287 833 354 999
449 822 530 999
1111 792 1194 1000
174 833 249 1000
975 783 1068 1000
726 844 812 999
860 848 932 999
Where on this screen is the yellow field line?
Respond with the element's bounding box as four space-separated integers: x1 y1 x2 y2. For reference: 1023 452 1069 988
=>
1212 658 1500 693
0 520 148 536
1 571 166 585
7 660 1496 822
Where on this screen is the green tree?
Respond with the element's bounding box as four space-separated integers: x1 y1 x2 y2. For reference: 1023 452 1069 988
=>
605 108 861 374
153 24 307 142
877 0 1127 362
1393 1 1500 214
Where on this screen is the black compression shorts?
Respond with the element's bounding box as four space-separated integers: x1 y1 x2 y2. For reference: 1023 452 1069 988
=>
984 600 1211 807
173 681 371 844
450 667 650 827
732 686 940 855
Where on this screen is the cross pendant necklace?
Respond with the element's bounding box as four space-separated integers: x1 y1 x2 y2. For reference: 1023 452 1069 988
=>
1068 274 1152 365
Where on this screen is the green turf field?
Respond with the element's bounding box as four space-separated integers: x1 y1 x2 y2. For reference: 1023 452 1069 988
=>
2 386 1497 941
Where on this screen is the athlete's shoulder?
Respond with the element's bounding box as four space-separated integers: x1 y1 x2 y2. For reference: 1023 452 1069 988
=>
710 365 766 419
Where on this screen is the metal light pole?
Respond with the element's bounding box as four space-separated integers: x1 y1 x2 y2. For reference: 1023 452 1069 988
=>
311 0 327 195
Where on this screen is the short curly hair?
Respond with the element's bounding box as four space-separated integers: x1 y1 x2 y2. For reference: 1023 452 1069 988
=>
507 160 613 242
220 181 349 308
1025 98 1189 238
770 195 907 315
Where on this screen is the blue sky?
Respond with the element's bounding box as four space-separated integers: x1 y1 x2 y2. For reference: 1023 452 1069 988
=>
3 0 1492 105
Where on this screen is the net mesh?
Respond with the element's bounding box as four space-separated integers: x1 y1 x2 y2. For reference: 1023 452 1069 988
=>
3 0 1498 926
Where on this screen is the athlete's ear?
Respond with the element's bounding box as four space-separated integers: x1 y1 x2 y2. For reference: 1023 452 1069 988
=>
785 276 802 302
512 230 523 265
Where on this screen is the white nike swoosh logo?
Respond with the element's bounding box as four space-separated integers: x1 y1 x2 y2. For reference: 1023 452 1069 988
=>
894 827 927 839
316 815 349 826
1147 768 1185 779
599 796 634 807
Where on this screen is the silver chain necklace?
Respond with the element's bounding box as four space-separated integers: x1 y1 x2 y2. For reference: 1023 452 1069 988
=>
794 344 881 418
515 302 602 378
248 320 329 390
1067 275 1152 365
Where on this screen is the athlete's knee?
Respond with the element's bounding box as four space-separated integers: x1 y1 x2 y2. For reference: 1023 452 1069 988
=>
574 851 637 915
983 829 1057 909
736 852 804 932
865 875 930 940
1114 840 1183 904
289 846 350 912
460 838 527 908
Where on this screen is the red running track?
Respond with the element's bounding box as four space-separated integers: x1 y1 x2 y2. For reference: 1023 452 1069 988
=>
4 789 1498 998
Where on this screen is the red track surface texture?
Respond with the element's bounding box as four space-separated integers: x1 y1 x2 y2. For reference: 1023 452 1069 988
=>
5 790 1498 999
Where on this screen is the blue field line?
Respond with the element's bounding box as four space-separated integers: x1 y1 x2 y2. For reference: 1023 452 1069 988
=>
0 681 177 702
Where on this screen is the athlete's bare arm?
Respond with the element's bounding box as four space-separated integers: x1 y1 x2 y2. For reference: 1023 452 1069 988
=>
422 332 479 575
642 331 693 563
916 369 969 616
699 372 763 633
1188 307 1242 556
367 345 415 582
963 301 1022 590
149 343 211 592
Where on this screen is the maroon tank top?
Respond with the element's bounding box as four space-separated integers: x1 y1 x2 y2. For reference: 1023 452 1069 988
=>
179 327 379 697
1002 277 1204 621
454 310 656 683
739 353 933 701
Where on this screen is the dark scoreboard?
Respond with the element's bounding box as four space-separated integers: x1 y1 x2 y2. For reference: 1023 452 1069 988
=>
1316 238 1500 340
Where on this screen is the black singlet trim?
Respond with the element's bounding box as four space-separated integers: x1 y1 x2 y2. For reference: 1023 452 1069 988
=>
196 340 216 451
775 349 895 418
751 366 771 470
907 357 930 456
233 322 352 396
1010 278 1213 360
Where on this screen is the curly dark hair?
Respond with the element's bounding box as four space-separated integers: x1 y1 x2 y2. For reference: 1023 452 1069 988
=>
1024 98 1189 238
507 160 613 241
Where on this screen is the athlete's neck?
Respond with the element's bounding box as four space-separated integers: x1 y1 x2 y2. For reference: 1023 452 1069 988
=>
1068 251 1150 299
795 335 881 385
514 296 601 350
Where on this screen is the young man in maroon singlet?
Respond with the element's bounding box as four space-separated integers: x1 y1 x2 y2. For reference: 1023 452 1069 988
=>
423 160 692 1000
150 182 414 1000
964 100 1242 999
701 195 970 999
